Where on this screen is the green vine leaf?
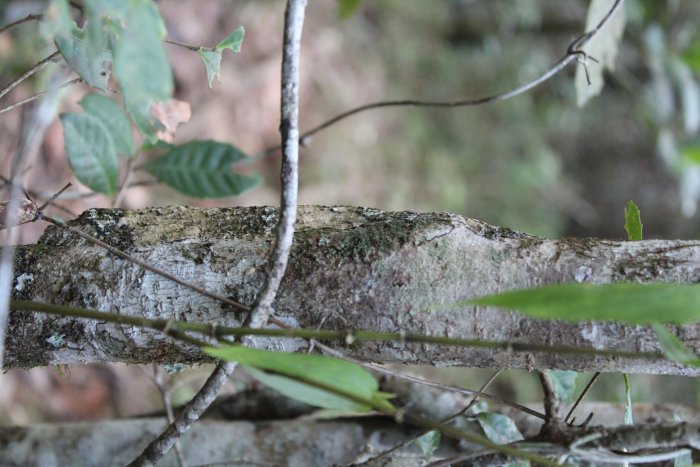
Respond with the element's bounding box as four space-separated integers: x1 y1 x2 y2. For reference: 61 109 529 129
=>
204 346 394 412
198 26 245 87
471 283 700 325
140 140 260 198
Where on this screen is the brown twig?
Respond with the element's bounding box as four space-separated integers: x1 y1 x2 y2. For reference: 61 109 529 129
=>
261 0 625 156
565 372 601 426
0 77 83 115
0 51 62 101
150 364 186 467
244 0 307 330
0 13 42 36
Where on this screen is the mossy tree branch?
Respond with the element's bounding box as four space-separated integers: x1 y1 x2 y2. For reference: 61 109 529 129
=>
7 205 700 375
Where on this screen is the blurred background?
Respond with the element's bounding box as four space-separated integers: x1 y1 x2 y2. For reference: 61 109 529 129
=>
2 0 700 429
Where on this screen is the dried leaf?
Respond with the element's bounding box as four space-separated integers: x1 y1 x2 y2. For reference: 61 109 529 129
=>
151 99 192 143
0 199 39 230
575 0 626 107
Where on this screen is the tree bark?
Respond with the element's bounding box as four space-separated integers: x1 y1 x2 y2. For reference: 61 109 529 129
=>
7 205 700 374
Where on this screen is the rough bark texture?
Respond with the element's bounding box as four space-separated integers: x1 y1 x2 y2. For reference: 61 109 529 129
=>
6 205 700 374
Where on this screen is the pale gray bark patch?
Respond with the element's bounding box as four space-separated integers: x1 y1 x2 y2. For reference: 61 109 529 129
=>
0 418 421 467
7 205 700 375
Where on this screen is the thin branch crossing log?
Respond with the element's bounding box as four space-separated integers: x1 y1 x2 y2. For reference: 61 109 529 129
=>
7 206 700 374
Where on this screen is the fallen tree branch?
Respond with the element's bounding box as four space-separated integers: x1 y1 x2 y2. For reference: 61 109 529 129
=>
7 205 700 375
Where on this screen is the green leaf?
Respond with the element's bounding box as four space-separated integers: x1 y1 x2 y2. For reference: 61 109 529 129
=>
140 140 261 198
113 1 173 140
40 0 73 41
476 412 524 444
651 323 700 366
415 430 440 461
544 370 577 404
215 26 245 52
682 39 700 73
246 368 370 412
471 283 700 325
197 49 223 88
337 0 363 19
61 112 118 195
624 201 643 241
204 346 388 412
680 143 700 164
623 373 634 425
55 30 111 91
198 26 245 87
80 93 134 157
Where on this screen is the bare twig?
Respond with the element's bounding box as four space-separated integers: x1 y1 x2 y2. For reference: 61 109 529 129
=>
0 51 61 101
150 364 186 467
245 0 307 329
565 372 601 425
0 77 82 115
0 13 42 36
262 0 625 156
365 369 504 464
0 176 77 218
164 38 203 52
127 361 236 467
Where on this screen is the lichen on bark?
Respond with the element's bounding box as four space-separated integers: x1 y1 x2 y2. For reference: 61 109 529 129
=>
5 205 700 375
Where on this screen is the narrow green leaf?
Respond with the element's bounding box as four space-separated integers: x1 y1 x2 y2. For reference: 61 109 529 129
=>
113 1 173 139
651 323 700 366
80 93 134 157
215 26 245 52
415 430 440 461
624 201 643 241
246 368 371 412
544 370 577 404
337 0 363 19
471 283 700 325
204 346 384 411
476 412 524 444
198 26 245 87
140 140 260 198
623 373 634 425
61 112 118 195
